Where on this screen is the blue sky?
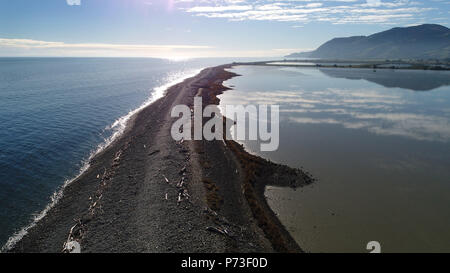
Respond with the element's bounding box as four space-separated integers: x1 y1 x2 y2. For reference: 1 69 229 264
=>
0 0 449 58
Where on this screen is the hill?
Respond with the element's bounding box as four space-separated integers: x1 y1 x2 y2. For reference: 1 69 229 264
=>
287 24 450 60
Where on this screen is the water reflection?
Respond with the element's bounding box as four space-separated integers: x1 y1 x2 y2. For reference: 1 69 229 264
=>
221 67 450 143
219 66 450 252
319 68 450 91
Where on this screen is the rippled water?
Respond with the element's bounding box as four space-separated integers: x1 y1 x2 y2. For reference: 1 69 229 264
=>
220 65 450 253
0 57 241 248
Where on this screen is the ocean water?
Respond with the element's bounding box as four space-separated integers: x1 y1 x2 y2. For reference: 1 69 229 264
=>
220 65 450 253
0 57 243 249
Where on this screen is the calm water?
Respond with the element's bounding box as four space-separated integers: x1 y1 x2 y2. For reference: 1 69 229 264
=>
220 66 450 253
0 57 249 249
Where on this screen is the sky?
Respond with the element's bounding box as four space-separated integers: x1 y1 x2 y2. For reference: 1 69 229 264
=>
0 0 449 58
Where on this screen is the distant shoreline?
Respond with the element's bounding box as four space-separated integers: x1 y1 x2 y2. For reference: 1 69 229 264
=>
233 59 450 71
7 63 312 253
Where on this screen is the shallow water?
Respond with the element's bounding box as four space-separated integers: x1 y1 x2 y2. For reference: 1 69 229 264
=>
220 65 450 253
0 57 248 248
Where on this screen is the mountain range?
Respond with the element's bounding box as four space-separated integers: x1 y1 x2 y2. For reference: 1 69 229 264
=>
287 24 450 60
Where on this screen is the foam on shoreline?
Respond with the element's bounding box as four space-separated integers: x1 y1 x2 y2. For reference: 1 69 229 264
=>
1 68 203 252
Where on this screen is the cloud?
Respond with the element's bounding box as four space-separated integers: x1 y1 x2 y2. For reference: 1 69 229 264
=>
0 38 211 50
366 0 382 7
0 38 213 58
175 0 436 25
187 5 253 12
66 0 81 6
0 38 297 58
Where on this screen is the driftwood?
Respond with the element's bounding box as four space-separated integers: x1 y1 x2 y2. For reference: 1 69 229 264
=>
63 241 81 254
183 189 190 200
177 193 182 205
206 226 225 235
63 222 82 253
148 149 160 156
204 207 218 217
206 226 234 239
113 150 122 163
177 177 185 188
206 225 236 241
163 175 170 184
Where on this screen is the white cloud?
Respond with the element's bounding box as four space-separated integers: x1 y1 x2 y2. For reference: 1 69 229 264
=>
66 0 81 6
187 5 252 12
366 0 382 7
0 38 211 50
0 38 213 58
0 38 296 58
175 0 436 25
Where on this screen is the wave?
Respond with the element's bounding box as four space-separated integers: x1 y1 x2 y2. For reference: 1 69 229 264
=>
1 68 203 252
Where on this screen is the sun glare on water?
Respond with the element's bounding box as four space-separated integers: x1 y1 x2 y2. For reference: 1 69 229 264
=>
164 55 194 61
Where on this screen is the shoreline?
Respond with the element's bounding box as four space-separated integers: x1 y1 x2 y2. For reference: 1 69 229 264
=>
1 68 203 252
233 59 450 70
7 64 313 253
